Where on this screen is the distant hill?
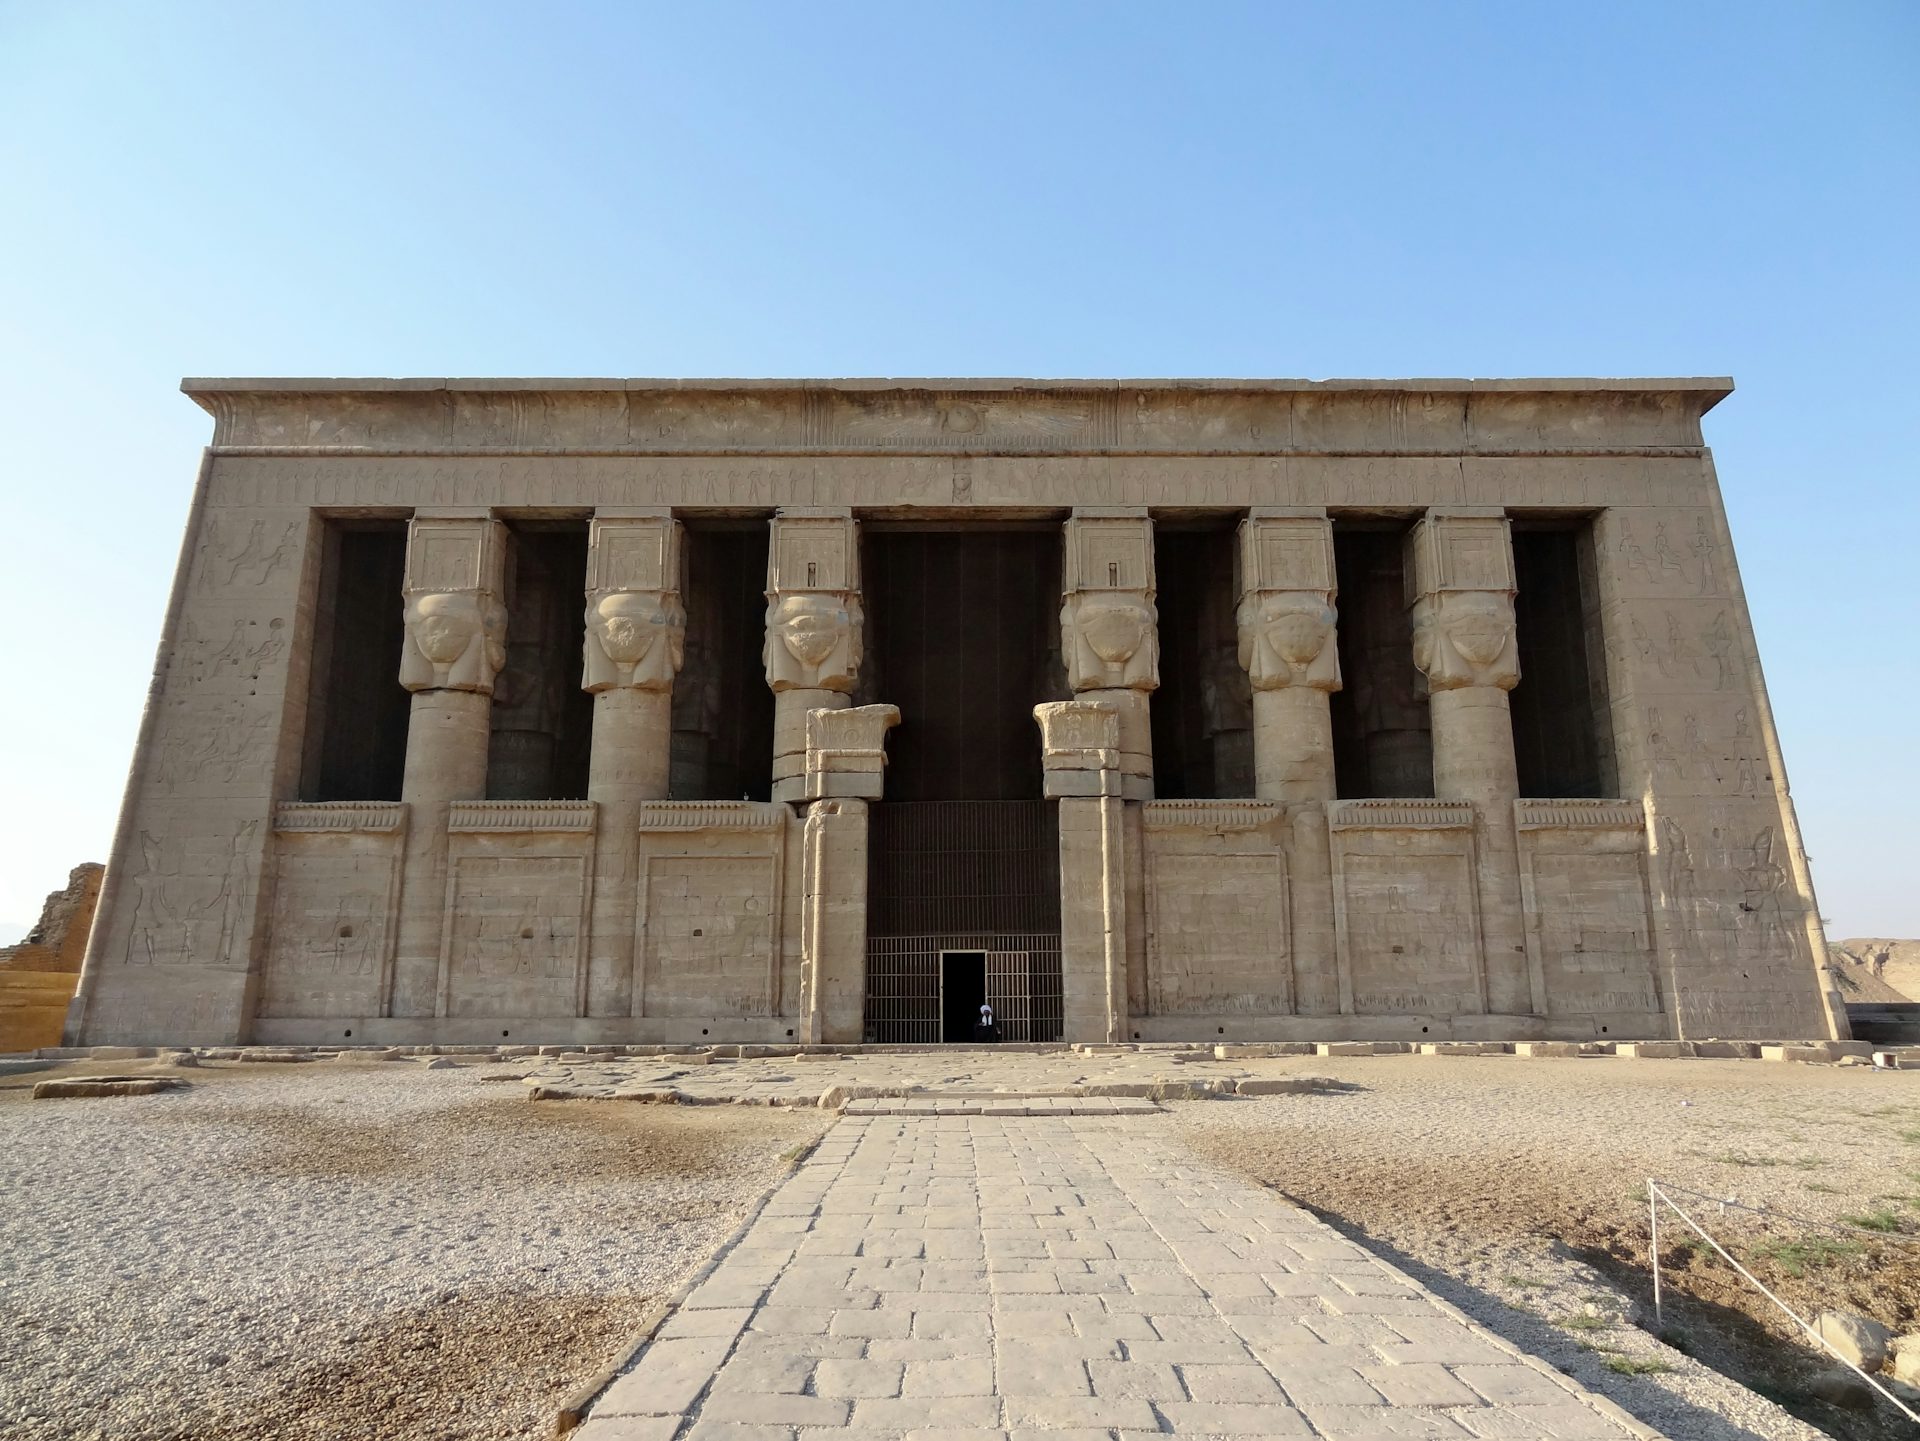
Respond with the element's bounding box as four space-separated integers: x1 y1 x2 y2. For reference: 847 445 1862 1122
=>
1829 938 1920 1004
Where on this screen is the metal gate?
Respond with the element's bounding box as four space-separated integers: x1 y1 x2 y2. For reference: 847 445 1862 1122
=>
865 801 1062 1043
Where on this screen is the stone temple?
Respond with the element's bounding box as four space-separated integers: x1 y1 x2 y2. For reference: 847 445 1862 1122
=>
68 378 1843 1047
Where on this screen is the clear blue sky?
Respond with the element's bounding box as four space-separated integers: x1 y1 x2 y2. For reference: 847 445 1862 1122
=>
1 1 1914 940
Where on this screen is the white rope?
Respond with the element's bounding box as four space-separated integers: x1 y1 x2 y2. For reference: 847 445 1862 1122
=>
1647 1180 1918 1422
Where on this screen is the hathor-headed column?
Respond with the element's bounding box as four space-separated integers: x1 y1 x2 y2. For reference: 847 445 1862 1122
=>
1406 508 1533 1015
1060 509 1158 799
583 510 685 1015
391 510 507 1016
765 509 862 805
1237 508 1341 1015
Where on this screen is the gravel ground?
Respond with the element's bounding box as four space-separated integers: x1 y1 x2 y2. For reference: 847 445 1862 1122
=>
1167 1056 1920 1441
0 1059 825 1441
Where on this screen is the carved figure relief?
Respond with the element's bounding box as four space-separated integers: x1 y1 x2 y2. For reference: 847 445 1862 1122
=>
584 591 686 691
1061 593 1160 691
198 516 300 590
643 855 776 1017
1236 591 1340 691
153 696 273 788
124 829 240 966
763 592 862 692
1410 591 1519 691
399 592 508 693
1615 514 1722 598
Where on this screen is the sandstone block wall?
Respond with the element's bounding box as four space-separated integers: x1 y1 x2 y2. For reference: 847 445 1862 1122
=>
66 379 1839 1046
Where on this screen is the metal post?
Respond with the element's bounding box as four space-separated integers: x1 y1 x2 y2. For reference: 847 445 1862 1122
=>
1648 1179 1663 1328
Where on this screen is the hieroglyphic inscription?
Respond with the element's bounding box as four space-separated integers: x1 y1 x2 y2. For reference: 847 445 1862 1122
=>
443 856 585 1017
1147 853 1290 1015
123 822 259 968
259 841 400 1017
642 856 776 1017
1338 852 1483 1015
1525 851 1659 1014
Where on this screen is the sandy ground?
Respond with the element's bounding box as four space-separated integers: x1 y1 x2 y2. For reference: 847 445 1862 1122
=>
0 1058 825 1441
1168 1056 1920 1441
4 1053 1916 1441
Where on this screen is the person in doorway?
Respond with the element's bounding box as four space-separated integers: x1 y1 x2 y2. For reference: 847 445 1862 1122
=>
975 1001 999 1043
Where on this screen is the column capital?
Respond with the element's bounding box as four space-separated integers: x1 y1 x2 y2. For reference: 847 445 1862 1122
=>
400 512 507 694
765 512 863 693
1237 510 1339 693
584 512 685 693
1034 699 1123 798
1061 512 1158 692
800 703 899 801
1405 510 1518 693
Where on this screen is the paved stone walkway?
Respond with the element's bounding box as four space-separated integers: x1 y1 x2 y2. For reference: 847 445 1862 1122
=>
575 1117 1652 1441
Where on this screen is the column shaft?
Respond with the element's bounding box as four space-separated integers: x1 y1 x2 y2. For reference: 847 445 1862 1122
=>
390 512 506 1018
582 511 684 1018
1407 511 1532 1017
1238 510 1342 1016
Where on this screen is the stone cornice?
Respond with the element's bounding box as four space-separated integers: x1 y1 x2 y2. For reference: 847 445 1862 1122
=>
183 378 1732 456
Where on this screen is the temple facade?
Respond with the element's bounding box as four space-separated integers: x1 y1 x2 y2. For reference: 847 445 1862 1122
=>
68 378 1843 1046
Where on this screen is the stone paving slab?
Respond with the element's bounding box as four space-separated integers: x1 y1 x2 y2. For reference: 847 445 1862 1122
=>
571 1117 1658 1441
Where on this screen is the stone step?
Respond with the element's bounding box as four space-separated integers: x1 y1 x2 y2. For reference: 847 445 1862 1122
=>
840 1095 1160 1117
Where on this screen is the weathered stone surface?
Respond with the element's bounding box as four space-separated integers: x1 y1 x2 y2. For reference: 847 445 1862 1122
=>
66 378 1835 1050
1813 1309 1892 1372
33 1077 187 1098
1890 1333 1920 1386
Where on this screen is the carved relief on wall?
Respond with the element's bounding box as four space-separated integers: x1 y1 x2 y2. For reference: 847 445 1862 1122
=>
1513 801 1660 1017
151 694 275 791
122 820 261 969
175 616 289 689
1655 812 1804 961
1329 802 1485 1016
194 514 300 591
260 806 405 1018
643 856 778 1018
1146 853 1290 1016
635 802 788 1020
1613 513 1722 598
440 855 586 1018
1336 852 1485 1016
1643 702 1769 796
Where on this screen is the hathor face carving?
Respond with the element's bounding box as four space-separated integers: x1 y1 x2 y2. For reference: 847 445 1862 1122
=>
1237 592 1340 691
411 593 480 664
780 605 846 667
1411 591 1518 691
1062 594 1159 692
583 591 685 691
764 592 861 691
1442 593 1513 668
400 592 507 693
1077 599 1151 665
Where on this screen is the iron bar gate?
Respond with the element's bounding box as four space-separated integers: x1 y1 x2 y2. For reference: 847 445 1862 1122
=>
864 800 1063 1043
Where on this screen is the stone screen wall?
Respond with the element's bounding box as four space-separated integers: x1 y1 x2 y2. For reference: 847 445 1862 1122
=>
65 378 1841 1046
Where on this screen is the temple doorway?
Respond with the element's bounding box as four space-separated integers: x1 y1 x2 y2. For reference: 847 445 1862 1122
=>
859 527 1067 1043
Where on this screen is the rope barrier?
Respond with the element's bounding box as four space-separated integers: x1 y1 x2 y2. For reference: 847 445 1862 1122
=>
1645 1178 1920 1248
1647 1180 1917 1423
